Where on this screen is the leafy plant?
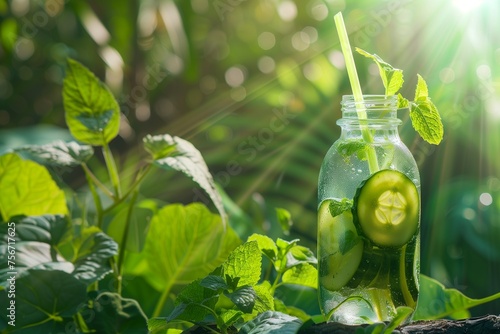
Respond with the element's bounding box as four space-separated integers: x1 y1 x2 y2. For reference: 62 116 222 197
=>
0 58 499 334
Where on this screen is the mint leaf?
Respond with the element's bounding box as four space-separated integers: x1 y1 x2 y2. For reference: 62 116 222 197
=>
222 241 262 288
63 59 120 146
170 278 219 322
239 311 302 334
200 275 229 291
220 309 244 327
225 286 257 313
356 48 404 95
144 134 226 222
282 263 318 289
328 198 353 218
287 245 317 267
0 153 68 221
339 230 360 255
248 234 278 261
14 140 93 167
253 281 275 314
415 74 429 100
337 139 368 162
138 203 240 291
275 208 292 235
397 93 409 109
409 99 443 145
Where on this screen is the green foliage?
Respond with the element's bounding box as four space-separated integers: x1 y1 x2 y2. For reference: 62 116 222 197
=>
63 59 120 146
238 311 303 334
328 198 353 218
415 275 500 320
14 140 94 167
0 153 68 221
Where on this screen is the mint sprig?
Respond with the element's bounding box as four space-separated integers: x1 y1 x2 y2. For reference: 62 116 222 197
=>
356 49 444 145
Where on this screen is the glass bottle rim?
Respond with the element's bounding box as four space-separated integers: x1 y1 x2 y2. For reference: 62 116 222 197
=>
339 95 401 126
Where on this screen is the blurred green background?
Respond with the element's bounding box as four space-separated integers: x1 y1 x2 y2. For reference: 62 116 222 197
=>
1 0 499 315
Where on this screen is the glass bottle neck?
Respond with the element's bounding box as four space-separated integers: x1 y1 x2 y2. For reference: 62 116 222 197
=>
337 95 401 142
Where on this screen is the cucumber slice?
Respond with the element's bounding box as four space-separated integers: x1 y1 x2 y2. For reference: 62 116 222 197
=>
318 200 364 291
353 169 419 249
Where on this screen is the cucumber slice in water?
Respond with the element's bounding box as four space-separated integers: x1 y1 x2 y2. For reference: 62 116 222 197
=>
353 169 419 249
318 200 363 291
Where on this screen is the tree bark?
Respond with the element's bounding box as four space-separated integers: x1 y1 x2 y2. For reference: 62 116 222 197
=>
300 315 500 333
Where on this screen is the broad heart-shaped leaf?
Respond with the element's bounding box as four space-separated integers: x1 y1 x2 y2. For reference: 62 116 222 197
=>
409 98 444 145
63 58 120 146
0 215 72 287
14 140 93 167
239 311 302 334
82 292 148 334
0 216 118 287
414 274 500 320
0 269 87 331
0 153 68 221
222 241 262 288
140 203 240 291
356 48 404 95
282 263 318 289
143 134 226 222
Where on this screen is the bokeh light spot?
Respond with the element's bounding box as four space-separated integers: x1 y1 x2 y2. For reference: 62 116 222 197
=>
291 31 310 51
200 75 217 94
476 64 491 80
462 208 476 220
328 50 345 69
225 66 246 87
15 38 35 60
258 56 275 74
479 193 493 206
310 3 328 21
278 1 297 21
439 67 456 83
230 86 246 101
258 32 276 50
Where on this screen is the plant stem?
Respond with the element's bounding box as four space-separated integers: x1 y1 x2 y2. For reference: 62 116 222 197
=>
152 281 175 318
82 164 104 228
334 12 379 174
82 163 115 200
116 189 139 295
102 143 122 198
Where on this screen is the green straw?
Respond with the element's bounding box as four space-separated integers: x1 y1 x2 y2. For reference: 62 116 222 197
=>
334 12 379 173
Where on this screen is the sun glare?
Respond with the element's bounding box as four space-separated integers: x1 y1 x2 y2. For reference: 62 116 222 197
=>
452 0 485 12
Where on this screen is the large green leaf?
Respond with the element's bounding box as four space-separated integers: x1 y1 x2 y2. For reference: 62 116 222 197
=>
14 140 94 167
63 58 120 146
0 215 72 287
139 203 240 291
222 241 261 288
282 263 318 289
239 311 302 334
0 153 68 221
143 134 226 222
82 292 148 334
414 274 500 320
0 216 118 286
0 269 87 332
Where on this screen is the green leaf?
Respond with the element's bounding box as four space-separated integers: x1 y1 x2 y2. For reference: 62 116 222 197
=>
222 241 262 288
169 279 219 322
106 199 156 252
239 311 302 334
282 263 318 289
144 134 226 222
63 58 120 146
83 292 148 334
0 215 71 286
287 245 317 267
275 208 293 235
141 203 240 291
397 93 409 109
253 281 275 314
220 309 244 328
0 153 68 221
200 275 229 291
225 286 257 313
328 198 353 218
356 48 404 95
336 139 368 162
414 74 429 101
0 269 87 331
248 233 278 261
14 140 94 167
409 98 444 145
414 275 500 320
383 306 413 333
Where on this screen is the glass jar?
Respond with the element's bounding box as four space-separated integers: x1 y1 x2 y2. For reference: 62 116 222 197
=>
317 95 420 324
